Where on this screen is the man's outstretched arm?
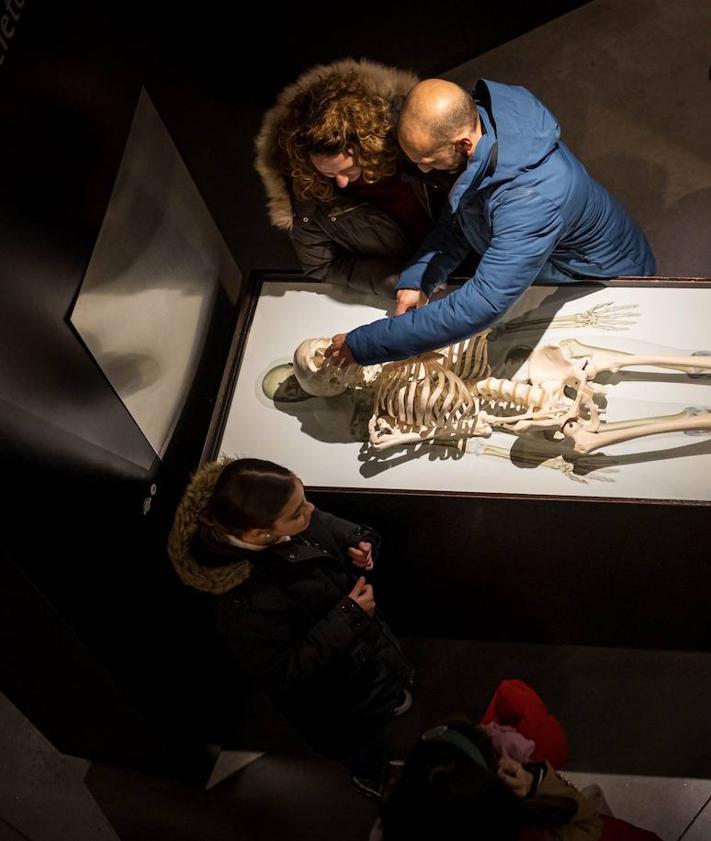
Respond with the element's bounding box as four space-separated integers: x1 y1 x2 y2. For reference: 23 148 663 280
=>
343 193 565 365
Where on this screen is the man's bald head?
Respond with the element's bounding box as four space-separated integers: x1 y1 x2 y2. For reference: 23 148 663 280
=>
398 79 478 156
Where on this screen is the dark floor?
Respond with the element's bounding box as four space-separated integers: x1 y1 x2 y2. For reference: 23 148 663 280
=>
406 639 711 777
80 638 711 840
4 638 711 840
232 637 711 780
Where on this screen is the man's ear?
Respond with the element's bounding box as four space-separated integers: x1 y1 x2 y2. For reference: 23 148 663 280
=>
458 137 473 152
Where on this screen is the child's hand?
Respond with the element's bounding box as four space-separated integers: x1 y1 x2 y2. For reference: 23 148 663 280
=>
497 752 533 799
348 576 376 616
348 541 374 571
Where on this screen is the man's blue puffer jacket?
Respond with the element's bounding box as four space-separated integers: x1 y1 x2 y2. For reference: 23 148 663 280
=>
347 79 655 364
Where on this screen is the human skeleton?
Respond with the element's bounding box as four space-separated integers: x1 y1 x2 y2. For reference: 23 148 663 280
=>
291 302 711 456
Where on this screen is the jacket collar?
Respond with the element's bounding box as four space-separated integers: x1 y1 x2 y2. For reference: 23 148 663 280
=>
224 533 292 552
449 105 498 212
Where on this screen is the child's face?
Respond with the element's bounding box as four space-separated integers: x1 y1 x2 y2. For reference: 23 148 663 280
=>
269 479 315 537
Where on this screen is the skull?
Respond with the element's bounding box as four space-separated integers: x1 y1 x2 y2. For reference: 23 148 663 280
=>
293 337 348 397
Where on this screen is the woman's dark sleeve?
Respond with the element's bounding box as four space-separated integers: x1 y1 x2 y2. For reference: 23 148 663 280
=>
290 221 402 297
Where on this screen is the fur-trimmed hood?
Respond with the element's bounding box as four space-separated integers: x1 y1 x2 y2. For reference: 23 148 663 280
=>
255 58 419 231
167 459 252 595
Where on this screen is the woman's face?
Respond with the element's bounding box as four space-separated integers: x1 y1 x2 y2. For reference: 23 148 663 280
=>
309 151 362 189
269 479 315 537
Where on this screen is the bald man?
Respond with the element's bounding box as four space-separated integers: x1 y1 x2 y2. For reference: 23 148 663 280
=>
330 79 655 366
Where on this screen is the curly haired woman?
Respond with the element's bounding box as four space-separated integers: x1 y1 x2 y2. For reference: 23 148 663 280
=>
256 59 450 297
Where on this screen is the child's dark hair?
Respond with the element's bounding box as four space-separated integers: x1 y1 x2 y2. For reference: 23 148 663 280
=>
207 458 296 534
380 720 576 840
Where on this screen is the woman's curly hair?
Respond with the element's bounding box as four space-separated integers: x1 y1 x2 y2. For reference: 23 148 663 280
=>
276 71 400 203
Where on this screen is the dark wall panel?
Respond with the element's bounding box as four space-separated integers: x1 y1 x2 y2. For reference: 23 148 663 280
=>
308 490 711 652
0 3 241 771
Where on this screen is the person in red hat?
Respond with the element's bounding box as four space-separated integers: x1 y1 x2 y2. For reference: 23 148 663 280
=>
374 679 662 840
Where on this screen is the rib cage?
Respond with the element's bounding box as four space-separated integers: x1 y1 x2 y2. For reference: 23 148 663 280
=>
437 330 491 381
374 355 475 430
373 332 491 431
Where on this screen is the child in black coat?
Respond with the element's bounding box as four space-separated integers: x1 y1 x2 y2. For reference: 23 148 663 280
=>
169 457 414 793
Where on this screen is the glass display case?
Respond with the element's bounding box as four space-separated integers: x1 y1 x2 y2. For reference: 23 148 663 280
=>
217 277 711 504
